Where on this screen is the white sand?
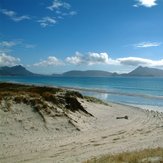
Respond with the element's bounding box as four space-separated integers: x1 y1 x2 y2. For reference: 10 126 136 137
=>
0 99 163 163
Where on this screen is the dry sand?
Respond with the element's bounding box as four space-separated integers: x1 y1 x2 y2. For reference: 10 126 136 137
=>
0 96 163 163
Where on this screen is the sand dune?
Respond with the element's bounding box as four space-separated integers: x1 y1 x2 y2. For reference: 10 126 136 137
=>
0 83 163 163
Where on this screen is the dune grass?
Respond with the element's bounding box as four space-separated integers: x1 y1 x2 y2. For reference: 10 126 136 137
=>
0 82 93 116
84 96 109 106
85 148 163 163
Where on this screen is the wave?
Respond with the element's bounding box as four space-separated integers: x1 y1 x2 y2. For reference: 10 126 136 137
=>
111 86 163 93
61 86 163 100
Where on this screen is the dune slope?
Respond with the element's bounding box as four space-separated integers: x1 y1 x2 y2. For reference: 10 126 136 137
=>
0 83 163 163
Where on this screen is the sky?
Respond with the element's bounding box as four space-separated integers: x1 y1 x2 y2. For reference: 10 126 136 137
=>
0 0 163 74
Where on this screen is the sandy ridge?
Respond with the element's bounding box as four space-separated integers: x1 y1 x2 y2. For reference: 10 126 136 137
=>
0 83 163 163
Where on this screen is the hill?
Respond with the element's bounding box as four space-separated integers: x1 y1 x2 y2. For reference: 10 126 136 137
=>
62 70 114 77
0 65 34 76
127 66 163 76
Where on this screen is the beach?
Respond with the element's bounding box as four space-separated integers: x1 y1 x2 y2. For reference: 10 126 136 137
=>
0 83 163 163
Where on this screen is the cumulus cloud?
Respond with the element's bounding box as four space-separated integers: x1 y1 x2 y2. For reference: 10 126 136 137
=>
118 57 163 67
88 52 110 65
134 42 161 48
47 0 71 11
0 9 30 22
66 52 118 65
66 52 84 65
38 17 57 27
33 56 63 67
0 53 20 66
134 0 157 8
66 51 163 68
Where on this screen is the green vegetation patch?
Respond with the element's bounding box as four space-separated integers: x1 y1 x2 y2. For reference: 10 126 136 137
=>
84 96 109 106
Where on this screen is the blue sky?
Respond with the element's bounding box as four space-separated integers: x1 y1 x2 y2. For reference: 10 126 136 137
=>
0 0 163 74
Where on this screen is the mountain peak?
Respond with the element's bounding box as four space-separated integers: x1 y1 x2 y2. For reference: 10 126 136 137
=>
137 65 143 69
128 66 163 76
0 65 34 76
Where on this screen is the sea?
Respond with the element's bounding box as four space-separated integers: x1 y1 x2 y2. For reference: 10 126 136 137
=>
0 76 163 112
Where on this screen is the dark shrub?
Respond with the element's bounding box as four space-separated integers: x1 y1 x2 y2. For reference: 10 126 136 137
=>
65 91 83 98
42 92 59 105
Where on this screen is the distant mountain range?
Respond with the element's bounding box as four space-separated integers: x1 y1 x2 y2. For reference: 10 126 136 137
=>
0 65 163 77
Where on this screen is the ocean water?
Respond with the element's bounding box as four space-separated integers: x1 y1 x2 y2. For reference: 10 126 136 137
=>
0 76 163 111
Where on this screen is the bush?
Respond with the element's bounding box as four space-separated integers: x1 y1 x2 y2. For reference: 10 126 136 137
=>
42 92 59 105
65 91 83 98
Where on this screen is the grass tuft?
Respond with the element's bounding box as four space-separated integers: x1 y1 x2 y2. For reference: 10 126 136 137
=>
84 148 163 163
84 96 109 106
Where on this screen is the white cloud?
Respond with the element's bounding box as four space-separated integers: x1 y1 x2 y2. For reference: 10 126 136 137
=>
33 56 63 67
118 57 163 67
0 40 36 50
0 53 20 66
11 15 30 22
38 17 57 27
47 0 71 11
45 0 77 26
134 0 157 8
134 42 161 48
61 11 77 16
0 41 16 47
66 52 83 65
88 52 110 65
66 52 118 65
66 51 163 68
0 9 30 22
1 9 15 17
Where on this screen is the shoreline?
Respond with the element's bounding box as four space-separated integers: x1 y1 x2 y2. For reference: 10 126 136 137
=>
1 81 163 113
1 81 163 100
0 82 163 162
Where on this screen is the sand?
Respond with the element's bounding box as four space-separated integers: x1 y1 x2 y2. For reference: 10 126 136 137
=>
0 94 163 163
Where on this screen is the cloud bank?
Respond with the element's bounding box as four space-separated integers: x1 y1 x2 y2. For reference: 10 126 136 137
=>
1 52 163 69
66 52 163 68
66 52 118 65
118 57 163 67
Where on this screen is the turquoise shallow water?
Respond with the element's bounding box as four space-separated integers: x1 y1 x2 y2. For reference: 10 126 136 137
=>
0 76 163 110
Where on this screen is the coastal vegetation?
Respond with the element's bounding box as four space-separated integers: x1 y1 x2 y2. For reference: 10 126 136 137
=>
85 148 163 163
0 83 89 114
